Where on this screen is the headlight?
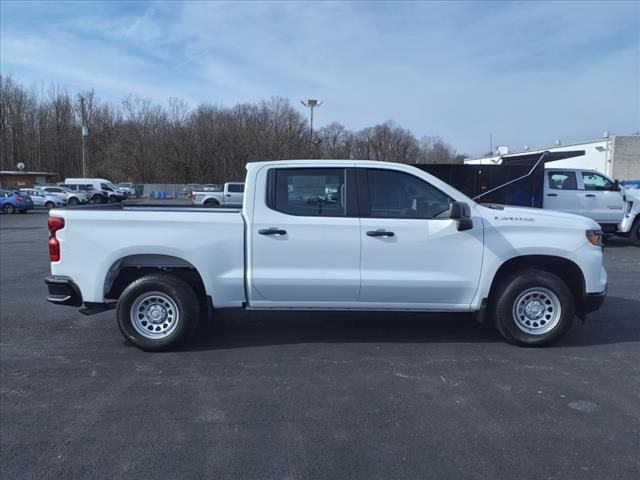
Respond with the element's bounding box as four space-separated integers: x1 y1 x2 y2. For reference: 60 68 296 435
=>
585 229 604 247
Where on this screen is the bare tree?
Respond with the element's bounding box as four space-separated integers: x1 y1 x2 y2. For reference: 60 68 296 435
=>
0 75 463 184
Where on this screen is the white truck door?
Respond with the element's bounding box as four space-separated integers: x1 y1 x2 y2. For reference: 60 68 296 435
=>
358 168 483 308
249 167 361 305
225 183 244 206
544 170 582 216
579 171 625 224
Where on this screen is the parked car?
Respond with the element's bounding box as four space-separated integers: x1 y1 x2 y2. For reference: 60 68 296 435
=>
182 184 201 197
1 189 33 213
37 186 89 206
45 160 606 351
20 188 67 210
191 182 244 207
61 182 107 203
117 183 136 197
64 178 126 203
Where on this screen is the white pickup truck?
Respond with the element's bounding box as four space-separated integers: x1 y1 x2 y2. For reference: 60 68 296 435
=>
544 168 640 246
45 160 607 351
191 182 244 207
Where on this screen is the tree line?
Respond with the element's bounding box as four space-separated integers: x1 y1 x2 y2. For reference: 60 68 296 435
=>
0 75 465 184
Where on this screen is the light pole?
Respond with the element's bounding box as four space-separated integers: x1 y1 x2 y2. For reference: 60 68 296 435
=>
80 96 89 177
301 99 323 159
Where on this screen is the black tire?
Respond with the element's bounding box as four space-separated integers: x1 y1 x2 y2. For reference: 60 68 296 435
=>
68 197 79 206
109 195 118 203
116 273 200 351
629 218 640 247
204 199 220 206
2 204 16 214
491 269 575 347
45 201 55 210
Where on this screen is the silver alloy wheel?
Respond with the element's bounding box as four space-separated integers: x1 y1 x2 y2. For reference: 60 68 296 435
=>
512 287 562 335
130 291 180 339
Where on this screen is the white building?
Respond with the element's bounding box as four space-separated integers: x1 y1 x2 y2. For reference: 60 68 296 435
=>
465 134 640 180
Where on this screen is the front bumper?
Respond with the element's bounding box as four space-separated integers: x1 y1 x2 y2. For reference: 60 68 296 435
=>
45 276 83 307
578 290 606 319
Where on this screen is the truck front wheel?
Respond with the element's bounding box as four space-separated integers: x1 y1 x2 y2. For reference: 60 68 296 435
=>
116 273 199 351
629 219 640 247
491 270 574 347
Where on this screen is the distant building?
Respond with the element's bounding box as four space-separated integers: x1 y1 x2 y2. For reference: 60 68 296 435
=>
465 135 640 180
0 171 61 189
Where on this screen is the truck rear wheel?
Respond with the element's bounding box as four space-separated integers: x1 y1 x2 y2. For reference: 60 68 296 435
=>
491 269 574 347
116 273 199 351
204 199 220 206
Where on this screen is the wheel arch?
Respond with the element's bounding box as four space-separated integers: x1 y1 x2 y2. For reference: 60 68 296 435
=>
104 254 208 305
488 255 585 310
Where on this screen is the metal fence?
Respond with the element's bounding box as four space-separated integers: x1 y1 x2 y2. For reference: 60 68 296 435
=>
141 184 190 199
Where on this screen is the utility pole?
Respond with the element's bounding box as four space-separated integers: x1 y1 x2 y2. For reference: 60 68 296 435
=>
80 96 88 177
301 99 323 159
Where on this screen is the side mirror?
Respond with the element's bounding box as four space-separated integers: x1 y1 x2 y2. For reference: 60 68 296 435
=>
450 201 473 231
613 179 621 191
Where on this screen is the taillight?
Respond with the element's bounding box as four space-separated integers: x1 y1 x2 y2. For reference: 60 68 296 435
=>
48 217 65 262
191 192 196 200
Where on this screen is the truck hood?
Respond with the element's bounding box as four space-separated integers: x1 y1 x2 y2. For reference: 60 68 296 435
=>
476 203 599 230
624 188 640 201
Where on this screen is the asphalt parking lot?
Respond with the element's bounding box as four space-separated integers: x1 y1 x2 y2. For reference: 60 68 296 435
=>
1 210 639 480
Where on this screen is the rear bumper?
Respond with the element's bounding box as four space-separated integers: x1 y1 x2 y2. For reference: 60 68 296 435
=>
45 275 83 307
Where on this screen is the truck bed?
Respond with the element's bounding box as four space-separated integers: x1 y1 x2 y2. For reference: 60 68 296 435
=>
59 203 242 213
50 205 246 306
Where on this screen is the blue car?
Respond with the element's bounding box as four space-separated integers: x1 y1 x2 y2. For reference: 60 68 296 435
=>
0 189 33 214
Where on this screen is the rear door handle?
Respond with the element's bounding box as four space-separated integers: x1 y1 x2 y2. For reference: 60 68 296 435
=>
259 228 287 236
546 193 558 197
366 230 395 237
226 194 231 197
585 194 596 198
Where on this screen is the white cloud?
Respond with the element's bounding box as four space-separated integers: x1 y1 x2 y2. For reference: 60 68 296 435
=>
1 0 638 154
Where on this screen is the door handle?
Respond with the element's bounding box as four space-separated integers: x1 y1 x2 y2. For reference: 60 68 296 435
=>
366 230 395 237
585 194 596 198
546 193 558 197
226 194 231 197
259 228 287 236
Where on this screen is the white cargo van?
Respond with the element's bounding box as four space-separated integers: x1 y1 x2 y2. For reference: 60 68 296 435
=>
65 178 127 203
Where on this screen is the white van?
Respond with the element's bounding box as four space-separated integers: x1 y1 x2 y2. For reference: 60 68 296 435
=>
64 178 127 203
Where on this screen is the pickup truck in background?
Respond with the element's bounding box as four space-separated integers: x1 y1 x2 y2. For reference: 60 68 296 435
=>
45 160 607 351
544 168 639 246
419 151 640 246
191 182 244 207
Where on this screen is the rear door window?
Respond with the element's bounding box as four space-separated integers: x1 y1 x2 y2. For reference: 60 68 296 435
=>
269 168 347 217
548 171 578 190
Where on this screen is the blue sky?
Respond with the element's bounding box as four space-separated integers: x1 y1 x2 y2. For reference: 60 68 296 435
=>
1 0 639 155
